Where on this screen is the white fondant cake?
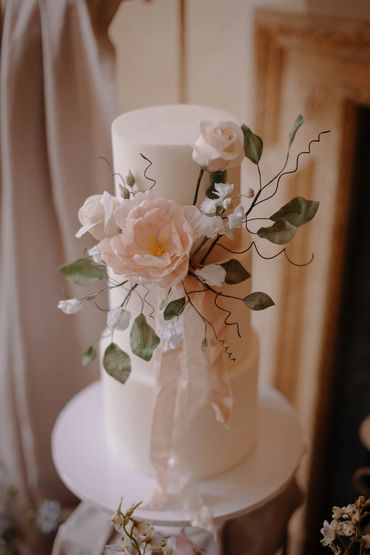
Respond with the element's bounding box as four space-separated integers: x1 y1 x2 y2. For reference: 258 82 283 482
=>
100 104 259 479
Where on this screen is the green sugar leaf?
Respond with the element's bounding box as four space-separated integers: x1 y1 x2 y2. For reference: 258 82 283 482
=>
241 125 263 164
257 220 297 245
289 115 304 147
59 257 107 285
81 345 96 366
270 197 319 227
164 298 186 320
221 259 251 284
103 343 131 384
130 314 160 362
243 292 275 311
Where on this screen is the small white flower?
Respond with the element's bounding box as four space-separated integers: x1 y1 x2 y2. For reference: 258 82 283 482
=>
57 298 83 314
337 520 355 537
199 215 225 238
228 204 244 229
88 245 103 265
200 197 220 215
320 520 338 546
107 308 131 332
159 320 184 352
182 206 224 239
195 264 226 287
214 182 234 199
332 506 344 519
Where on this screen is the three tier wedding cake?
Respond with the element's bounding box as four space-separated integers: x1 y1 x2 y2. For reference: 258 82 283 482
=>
58 103 321 522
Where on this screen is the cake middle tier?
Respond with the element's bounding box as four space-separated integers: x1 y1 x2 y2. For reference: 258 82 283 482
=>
100 328 259 479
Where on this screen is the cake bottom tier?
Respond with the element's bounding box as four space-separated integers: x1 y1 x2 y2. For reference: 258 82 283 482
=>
100 331 259 479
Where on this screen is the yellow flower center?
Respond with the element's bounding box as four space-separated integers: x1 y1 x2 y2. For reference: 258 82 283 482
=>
147 236 167 257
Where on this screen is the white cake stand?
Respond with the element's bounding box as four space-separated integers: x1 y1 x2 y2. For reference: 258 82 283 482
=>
52 381 304 529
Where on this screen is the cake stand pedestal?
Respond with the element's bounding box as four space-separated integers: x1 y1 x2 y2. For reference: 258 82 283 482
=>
52 381 304 552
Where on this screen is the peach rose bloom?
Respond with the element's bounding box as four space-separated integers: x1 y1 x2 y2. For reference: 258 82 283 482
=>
96 193 195 288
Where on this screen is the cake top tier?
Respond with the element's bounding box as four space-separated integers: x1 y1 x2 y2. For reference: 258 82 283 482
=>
112 104 239 146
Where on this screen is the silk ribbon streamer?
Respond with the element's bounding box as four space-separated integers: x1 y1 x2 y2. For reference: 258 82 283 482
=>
148 285 233 533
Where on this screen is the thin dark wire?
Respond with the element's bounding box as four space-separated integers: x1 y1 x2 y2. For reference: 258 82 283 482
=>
141 284 155 318
97 156 125 187
214 240 314 267
140 153 157 190
214 293 241 338
255 130 331 206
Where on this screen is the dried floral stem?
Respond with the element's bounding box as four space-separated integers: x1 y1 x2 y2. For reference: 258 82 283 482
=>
192 168 205 205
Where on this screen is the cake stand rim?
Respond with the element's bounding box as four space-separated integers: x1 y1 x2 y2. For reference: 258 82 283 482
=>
52 380 304 526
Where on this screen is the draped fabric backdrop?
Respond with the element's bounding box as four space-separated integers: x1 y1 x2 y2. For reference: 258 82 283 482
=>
0 0 121 513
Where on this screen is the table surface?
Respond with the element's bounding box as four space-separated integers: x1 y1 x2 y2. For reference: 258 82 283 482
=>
52 381 304 526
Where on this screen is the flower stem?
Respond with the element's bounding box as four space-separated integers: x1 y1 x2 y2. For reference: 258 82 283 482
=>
200 234 220 264
191 236 209 260
193 168 205 205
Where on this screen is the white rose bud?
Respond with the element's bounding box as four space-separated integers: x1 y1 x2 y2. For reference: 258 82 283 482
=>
192 121 244 172
76 191 120 240
107 307 131 332
58 298 83 314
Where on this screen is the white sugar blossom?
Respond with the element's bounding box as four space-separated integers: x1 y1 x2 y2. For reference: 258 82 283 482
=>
332 506 344 519
88 245 103 265
58 298 83 314
320 520 338 547
200 215 225 238
159 320 184 352
200 184 234 215
228 204 244 229
337 520 355 537
76 191 120 240
200 197 220 215
214 182 234 199
107 307 131 332
182 206 224 239
195 264 226 287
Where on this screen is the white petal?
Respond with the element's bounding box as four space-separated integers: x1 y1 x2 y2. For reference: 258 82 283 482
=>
75 222 96 239
228 204 244 229
57 298 83 314
194 264 226 287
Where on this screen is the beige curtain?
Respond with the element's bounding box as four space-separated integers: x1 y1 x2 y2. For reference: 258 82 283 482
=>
0 0 121 512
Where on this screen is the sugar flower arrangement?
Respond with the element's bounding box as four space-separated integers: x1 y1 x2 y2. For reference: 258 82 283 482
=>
58 116 329 383
321 496 370 554
106 499 200 554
